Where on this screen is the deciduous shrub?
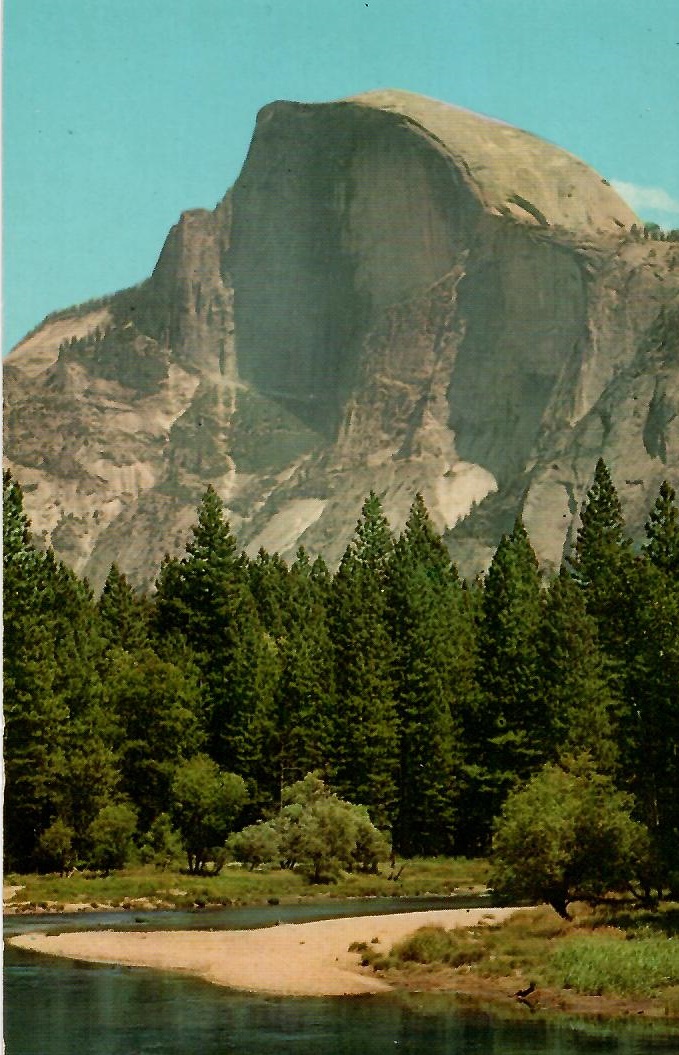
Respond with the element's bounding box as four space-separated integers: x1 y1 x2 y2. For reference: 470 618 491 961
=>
490 756 650 917
87 802 138 873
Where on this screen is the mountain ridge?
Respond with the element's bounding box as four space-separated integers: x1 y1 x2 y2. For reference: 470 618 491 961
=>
5 90 678 588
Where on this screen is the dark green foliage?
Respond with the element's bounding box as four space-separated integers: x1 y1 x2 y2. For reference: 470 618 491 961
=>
105 648 204 830
153 486 277 811
3 472 115 869
98 563 150 652
170 754 248 874
216 622 280 815
87 803 138 873
4 463 679 885
3 610 70 869
567 459 634 675
568 464 679 888
387 495 466 856
473 518 544 847
42 555 120 851
43 552 105 720
153 484 246 656
248 548 292 637
538 569 618 771
621 559 679 884
644 480 679 576
275 549 336 789
329 494 399 830
491 757 650 918
568 459 631 589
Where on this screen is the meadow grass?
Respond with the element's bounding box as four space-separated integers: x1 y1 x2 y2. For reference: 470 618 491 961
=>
361 903 679 1012
5 855 490 912
548 934 679 998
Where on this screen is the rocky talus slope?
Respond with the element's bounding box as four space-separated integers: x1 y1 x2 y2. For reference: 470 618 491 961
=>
5 90 679 587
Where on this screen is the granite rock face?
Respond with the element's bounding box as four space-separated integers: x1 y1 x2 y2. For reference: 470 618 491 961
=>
5 90 679 587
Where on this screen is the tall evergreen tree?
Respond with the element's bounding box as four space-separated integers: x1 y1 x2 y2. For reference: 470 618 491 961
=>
621 557 679 886
152 486 277 809
105 648 204 829
154 484 247 656
644 480 679 577
275 549 336 792
98 563 150 653
567 459 634 673
248 548 292 638
3 473 117 867
538 568 618 771
386 495 466 855
216 619 280 818
329 494 399 830
41 551 119 850
3 606 69 869
474 518 544 846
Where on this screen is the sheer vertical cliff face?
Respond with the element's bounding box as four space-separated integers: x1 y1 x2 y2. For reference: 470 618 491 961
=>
4 90 678 587
228 101 475 434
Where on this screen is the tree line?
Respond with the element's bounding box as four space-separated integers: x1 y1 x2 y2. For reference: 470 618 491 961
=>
3 461 678 888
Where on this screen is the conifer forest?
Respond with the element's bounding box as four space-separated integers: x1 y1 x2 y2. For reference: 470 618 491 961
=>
3 461 679 889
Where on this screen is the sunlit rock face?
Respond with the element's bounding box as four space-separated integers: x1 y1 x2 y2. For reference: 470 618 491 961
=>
4 89 678 587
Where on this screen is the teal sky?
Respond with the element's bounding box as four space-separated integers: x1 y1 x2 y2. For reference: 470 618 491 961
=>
3 0 678 353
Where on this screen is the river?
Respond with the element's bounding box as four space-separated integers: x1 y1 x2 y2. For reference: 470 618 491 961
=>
4 899 678 1054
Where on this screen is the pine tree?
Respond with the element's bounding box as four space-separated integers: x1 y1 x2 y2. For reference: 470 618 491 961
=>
43 553 105 717
248 548 293 637
567 459 634 668
3 474 69 867
153 486 277 809
538 568 618 771
644 480 679 577
329 494 399 831
98 563 150 653
154 484 246 657
216 619 280 817
105 648 204 829
3 615 69 869
40 551 120 851
474 518 544 846
386 495 466 855
393 493 456 585
569 460 631 584
622 557 679 886
275 549 336 791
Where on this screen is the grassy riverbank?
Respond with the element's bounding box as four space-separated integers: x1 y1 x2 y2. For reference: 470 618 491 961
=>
356 902 679 1020
3 856 490 913
7 862 678 1023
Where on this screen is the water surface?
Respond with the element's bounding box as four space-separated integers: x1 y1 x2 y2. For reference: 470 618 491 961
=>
5 899 678 1054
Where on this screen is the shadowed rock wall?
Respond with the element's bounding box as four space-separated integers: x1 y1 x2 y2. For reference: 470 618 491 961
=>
4 91 678 587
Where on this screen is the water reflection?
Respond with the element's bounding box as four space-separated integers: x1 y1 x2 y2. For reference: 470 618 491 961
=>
5 900 679 1055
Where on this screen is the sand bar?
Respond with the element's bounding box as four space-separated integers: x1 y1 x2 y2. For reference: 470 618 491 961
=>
9 907 522 996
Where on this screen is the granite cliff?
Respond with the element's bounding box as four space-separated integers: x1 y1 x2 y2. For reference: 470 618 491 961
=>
5 90 679 587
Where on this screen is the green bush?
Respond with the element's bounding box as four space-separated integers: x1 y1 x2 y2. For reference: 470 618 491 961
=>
87 803 138 873
226 821 281 870
171 754 248 874
490 757 650 917
138 813 183 870
226 774 391 884
391 926 485 968
37 818 75 874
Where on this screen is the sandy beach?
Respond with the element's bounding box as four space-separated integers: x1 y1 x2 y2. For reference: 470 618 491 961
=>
9 907 521 996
